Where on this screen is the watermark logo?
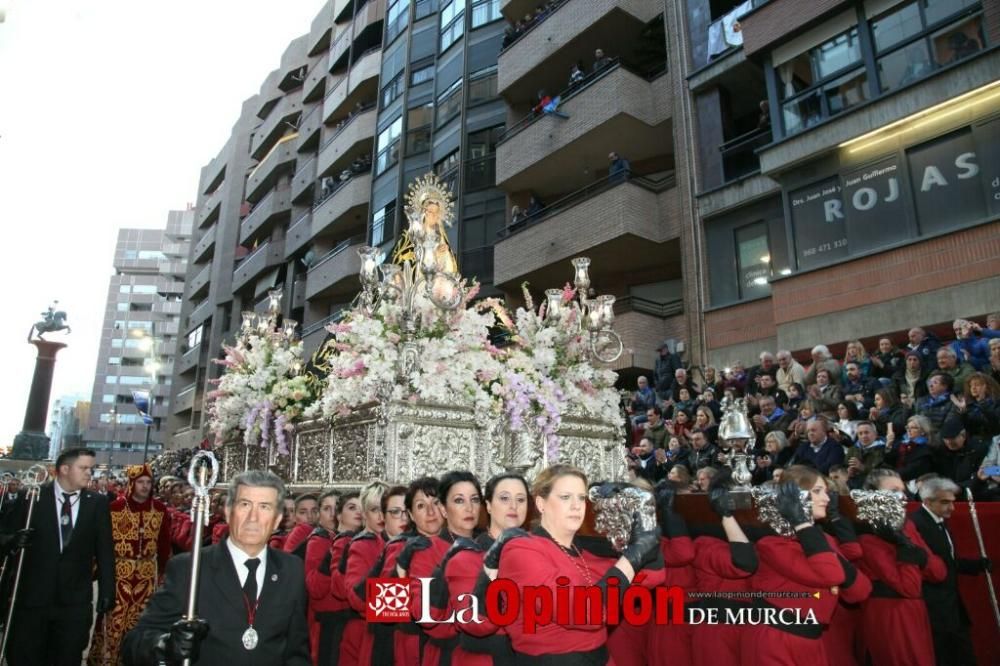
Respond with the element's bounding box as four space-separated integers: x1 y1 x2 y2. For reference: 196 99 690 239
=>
366 577 411 622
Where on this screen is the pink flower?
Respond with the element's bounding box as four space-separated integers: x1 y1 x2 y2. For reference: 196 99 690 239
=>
561 283 576 304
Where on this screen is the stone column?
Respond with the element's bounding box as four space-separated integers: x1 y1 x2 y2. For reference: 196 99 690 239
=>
12 340 68 460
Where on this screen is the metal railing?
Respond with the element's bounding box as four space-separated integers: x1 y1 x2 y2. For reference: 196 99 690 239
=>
719 127 772 182
309 234 367 272
313 163 372 210
302 306 351 337
498 0 572 56
497 170 676 240
321 101 376 150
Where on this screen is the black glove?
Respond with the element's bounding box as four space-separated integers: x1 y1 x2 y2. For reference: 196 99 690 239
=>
96 597 115 614
0 528 33 555
981 558 993 573
709 486 736 518
317 550 333 576
826 491 841 522
396 535 432 572
896 542 929 567
875 525 913 548
156 618 210 665
776 482 808 526
621 511 661 572
483 528 529 569
655 483 687 538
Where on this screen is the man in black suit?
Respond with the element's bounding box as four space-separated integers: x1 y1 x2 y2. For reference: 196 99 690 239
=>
0 447 116 666
122 469 310 665
909 476 992 666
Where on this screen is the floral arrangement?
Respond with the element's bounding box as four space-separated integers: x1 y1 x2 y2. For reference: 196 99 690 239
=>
207 326 311 455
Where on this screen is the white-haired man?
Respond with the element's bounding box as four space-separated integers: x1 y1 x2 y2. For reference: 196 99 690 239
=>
775 350 806 393
805 344 841 387
909 477 992 666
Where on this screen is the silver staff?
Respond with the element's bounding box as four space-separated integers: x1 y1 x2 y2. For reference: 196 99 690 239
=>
182 451 219 666
0 464 49 663
0 472 15 513
964 488 1000 631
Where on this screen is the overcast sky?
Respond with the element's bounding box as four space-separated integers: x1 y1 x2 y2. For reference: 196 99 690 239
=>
0 0 325 448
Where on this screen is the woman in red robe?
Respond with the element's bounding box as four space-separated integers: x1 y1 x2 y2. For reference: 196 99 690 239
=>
856 469 946 666
399 470 484 666
488 465 661 664
746 465 871 666
306 491 360 666
303 490 340 664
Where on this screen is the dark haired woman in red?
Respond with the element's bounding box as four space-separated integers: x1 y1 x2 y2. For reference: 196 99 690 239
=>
303 490 340 663
307 491 360 666
746 466 870 665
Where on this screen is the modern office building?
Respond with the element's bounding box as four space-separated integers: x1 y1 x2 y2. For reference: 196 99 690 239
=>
47 394 89 460
83 211 192 467
684 0 1000 364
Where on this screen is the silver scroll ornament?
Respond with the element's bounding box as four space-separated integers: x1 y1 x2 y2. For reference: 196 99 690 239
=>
750 485 812 537
588 485 657 552
849 489 906 532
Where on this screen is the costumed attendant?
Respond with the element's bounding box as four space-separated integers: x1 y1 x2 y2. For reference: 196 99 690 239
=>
338 482 389 666
284 494 320 558
88 464 172 666
393 477 443 666
311 492 361 665
304 490 340 665
688 475 758 666
856 469 946 666
818 484 867 666
641 480 697 666
487 465 661 664
746 466 870 666
444 473 529 665
401 471 483 666
357 485 410 666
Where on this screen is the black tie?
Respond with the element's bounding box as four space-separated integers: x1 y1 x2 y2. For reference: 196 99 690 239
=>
60 492 75 550
243 558 260 601
939 521 954 558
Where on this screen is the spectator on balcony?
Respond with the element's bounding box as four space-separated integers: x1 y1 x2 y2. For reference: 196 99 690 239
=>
592 48 612 74
947 32 981 63
842 361 879 410
320 176 335 200
936 347 975 395
775 350 806 393
608 151 631 182
509 205 525 231
668 367 699 404
844 421 886 490
568 62 585 90
721 361 748 397
951 372 1000 444
501 25 516 49
532 89 553 116
748 373 787 409
668 388 697 422
805 344 841 386
751 395 792 442
756 100 771 130
642 406 668 450
699 365 723 397
893 351 929 407
842 340 872 380
807 368 843 420
525 195 544 218
629 376 657 427
906 326 941 373
871 337 905 381
916 372 958 433
790 415 844 475
746 351 778 394
932 418 988 489
693 405 718 444
950 319 990 371
868 387 910 439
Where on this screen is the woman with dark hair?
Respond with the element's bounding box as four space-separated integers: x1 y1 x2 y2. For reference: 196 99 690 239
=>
399 471 484 666
484 465 661 663
308 491 361 666
746 466 870 664
953 371 1000 442
356 485 409 666
868 387 910 438
893 351 929 407
338 481 389 665
442 473 530 664
835 401 861 441
304 490 340 663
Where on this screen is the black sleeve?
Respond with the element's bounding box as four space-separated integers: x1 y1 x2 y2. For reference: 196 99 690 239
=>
283 557 312 666
729 542 758 574
955 558 982 576
594 565 629 610
121 555 189 665
574 534 619 559
837 554 858 589
824 519 858 544
796 525 834 557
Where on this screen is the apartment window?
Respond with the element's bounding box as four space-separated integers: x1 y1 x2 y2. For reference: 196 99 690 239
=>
120 376 149 386
415 0 437 19
411 64 435 86
111 339 123 348
124 339 147 349
440 0 466 52
464 125 503 191
186 326 202 350
375 116 404 175
119 285 131 293
386 0 409 44
103 394 115 404
468 67 497 105
381 72 406 109
435 150 461 193
471 0 501 27
406 103 433 155
132 284 158 294
735 223 772 300
777 27 868 136
108 356 121 365
371 201 395 246
139 250 165 260
106 376 119 385
872 1 985 92
116 303 129 312
436 79 463 126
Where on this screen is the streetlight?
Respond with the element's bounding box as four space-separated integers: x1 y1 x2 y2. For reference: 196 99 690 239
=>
130 325 158 463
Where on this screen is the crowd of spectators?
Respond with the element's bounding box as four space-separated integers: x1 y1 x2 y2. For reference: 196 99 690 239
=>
500 0 566 50
626 315 1000 500
318 152 372 202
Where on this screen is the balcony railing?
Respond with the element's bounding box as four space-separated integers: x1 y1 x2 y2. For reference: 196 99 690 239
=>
705 0 764 65
310 234 367 272
313 163 372 211
498 170 676 240
320 101 376 151
498 59 666 144
719 128 772 183
285 211 313 257
302 306 350 338
498 0 571 55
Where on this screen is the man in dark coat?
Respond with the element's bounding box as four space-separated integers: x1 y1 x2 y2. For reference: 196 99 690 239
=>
122 470 310 666
0 447 116 666
909 477 992 666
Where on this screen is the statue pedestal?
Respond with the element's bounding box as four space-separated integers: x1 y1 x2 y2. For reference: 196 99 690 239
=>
12 340 68 460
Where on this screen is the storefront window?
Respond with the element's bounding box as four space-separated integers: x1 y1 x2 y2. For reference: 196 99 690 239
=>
735 223 772 299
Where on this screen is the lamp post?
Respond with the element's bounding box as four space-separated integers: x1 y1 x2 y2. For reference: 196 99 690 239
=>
132 324 159 463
